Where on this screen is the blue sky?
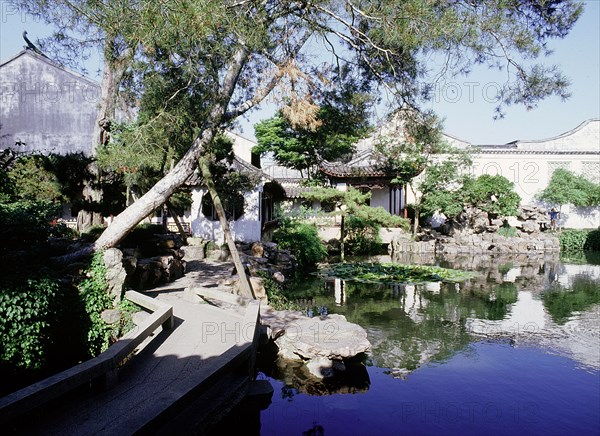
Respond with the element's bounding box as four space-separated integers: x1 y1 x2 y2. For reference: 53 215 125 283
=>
1 1 598 145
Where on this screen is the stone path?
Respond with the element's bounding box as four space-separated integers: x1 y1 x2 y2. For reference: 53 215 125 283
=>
15 258 256 435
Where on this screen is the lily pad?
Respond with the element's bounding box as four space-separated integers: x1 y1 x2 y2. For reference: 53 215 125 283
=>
318 262 477 285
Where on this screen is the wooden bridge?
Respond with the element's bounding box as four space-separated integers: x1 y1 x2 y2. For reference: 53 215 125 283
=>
0 261 270 435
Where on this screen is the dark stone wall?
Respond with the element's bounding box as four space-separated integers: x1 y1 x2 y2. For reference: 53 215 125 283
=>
0 50 100 156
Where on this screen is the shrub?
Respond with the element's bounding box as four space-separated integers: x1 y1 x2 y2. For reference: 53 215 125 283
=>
345 215 383 255
559 229 589 252
0 277 60 370
583 229 600 251
77 251 114 355
274 219 327 270
0 200 61 245
497 224 517 238
464 175 521 217
80 225 106 242
259 274 301 311
120 223 166 248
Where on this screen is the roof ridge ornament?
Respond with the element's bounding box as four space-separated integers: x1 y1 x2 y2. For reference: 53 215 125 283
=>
22 31 49 59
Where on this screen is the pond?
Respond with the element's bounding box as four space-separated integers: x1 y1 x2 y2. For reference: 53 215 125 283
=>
219 252 600 435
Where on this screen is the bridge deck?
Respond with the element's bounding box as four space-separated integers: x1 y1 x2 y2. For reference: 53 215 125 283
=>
14 260 257 435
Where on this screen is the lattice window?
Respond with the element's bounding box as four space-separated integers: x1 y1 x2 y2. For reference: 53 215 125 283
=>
582 161 600 184
547 161 570 178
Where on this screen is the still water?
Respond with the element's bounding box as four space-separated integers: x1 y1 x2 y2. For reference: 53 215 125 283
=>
231 253 599 435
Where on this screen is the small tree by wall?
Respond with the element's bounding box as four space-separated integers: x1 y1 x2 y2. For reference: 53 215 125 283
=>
464 175 521 220
302 187 408 260
375 111 472 236
538 168 600 212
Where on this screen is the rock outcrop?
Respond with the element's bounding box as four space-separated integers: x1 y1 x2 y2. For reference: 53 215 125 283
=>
261 308 371 379
390 205 560 256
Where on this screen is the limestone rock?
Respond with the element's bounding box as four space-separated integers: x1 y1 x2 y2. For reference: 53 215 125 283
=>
101 309 121 325
272 271 285 283
521 220 540 234
251 242 264 257
103 248 127 303
182 245 205 260
265 310 371 361
306 356 335 379
233 276 268 303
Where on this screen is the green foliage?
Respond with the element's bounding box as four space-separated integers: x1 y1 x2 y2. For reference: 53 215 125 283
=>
4 152 125 219
8 156 63 202
375 112 450 183
559 229 590 252
351 205 409 229
259 274 302 312
583 230 600 251
464 175 521 217
19 0 583 259
112 298 141 339
345 216 383 255
542 276 600 324
0 200 61 246
80 225 107 242
274 219 327 270
374 112 472 228
302 187 408 229
120 223 165 247
254 66 373 178
77 252 113 355
319 263 477 285
0 278 60 370
497 224 518 238
497 262 514 275
558 229 600 252
420 188 465 219
538 168 600 208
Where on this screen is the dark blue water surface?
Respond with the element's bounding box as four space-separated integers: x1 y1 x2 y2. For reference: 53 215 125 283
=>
259 342 599 435
221 254 600 435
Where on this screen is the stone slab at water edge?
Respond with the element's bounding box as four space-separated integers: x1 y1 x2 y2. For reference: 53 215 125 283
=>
261 308 371 379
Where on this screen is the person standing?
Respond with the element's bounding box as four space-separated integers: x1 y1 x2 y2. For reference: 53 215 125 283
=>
549 208 560 230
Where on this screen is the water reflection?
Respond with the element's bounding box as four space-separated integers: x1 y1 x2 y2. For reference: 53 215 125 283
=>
288 252 600 376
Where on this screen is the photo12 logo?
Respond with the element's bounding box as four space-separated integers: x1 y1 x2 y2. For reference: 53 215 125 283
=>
1 1 39 24
426 80 504 105
472 161 541 197
1 81 101 104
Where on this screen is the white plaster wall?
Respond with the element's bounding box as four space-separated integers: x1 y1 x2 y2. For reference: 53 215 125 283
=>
370 187 389 209
190 186 262 244
472 152 600 229
227 131 255 163
514 119 599 152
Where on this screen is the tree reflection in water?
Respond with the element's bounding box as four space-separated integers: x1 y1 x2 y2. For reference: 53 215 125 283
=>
283 252 600 376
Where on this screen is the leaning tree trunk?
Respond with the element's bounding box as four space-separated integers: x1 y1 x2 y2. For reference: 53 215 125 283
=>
199 157 254 299
83 48 258 298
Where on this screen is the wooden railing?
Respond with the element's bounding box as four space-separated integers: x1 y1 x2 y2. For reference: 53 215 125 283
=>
0 291 173 425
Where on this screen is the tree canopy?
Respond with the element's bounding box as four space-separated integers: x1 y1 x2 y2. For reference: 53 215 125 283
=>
373 110 472 234
464 174 521 217
538 168 600 208
254 66 374 178
15 0 583 252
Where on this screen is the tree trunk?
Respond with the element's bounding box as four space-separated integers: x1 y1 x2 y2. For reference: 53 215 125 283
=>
93 130 215 250
167 204 188 245
409 184 419 238
92 47 250 251
78 38 130 232
340 214 345 262
199 157 255 299
413 205 420 239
